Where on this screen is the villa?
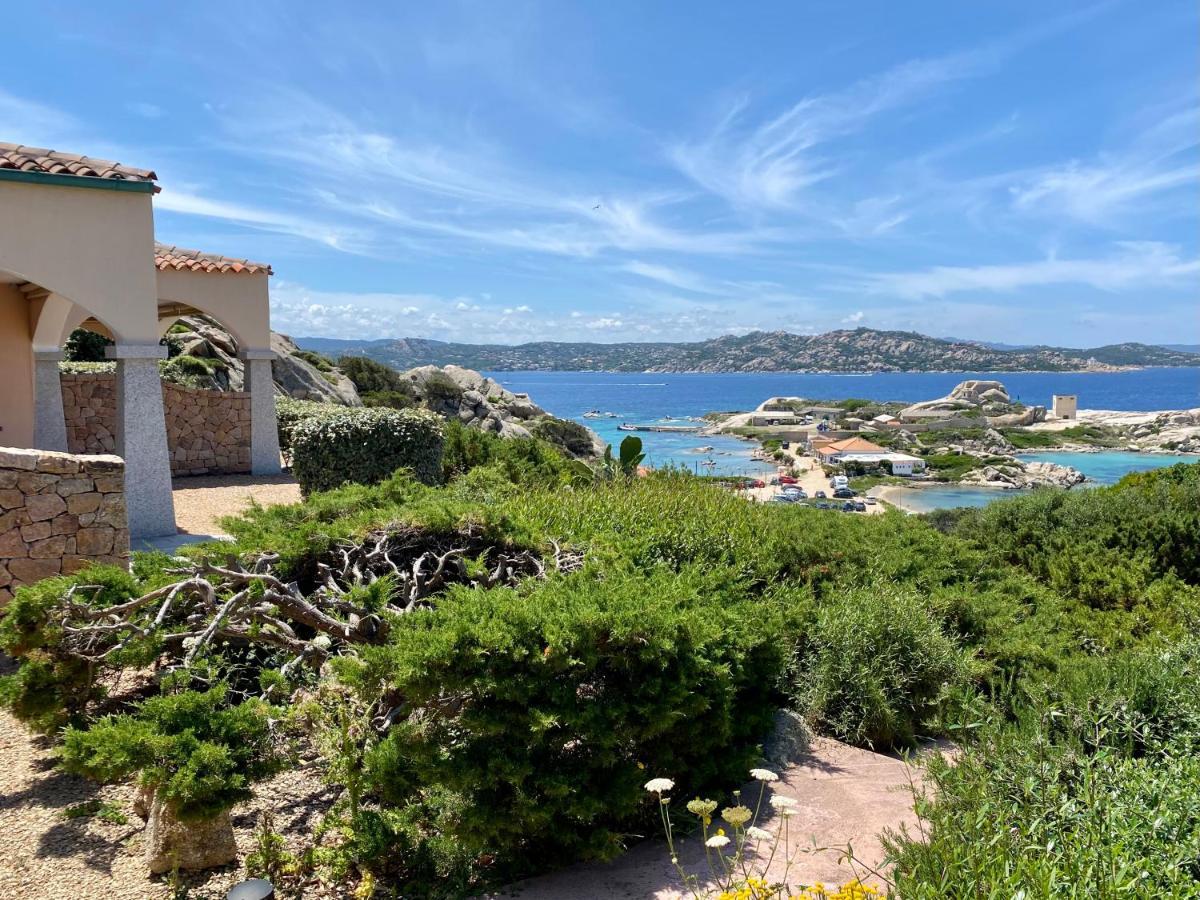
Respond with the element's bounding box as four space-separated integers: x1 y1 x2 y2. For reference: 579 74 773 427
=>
0 142 281 546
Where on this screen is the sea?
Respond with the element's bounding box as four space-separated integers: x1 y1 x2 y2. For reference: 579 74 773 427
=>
485 367 1200 508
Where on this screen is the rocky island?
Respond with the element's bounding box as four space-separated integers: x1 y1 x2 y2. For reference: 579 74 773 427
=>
299 327 1200 374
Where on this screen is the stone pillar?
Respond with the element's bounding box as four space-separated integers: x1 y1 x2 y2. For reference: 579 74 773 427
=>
33 350 69 452
105 344 176 539
239 348 281 475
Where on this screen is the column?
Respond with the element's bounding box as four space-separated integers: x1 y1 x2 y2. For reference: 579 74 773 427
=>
239 348 281 475
105 344 176 539
33 350 69 451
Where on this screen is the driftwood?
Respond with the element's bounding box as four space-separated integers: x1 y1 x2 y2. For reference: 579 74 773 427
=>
49 528 584 679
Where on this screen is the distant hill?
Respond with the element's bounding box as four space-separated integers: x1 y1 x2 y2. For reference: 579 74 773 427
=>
295 328 1200 374
1159 343 1200 354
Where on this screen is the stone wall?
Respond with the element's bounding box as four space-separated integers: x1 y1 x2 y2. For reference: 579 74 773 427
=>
61 373 252 476
0 447 129 606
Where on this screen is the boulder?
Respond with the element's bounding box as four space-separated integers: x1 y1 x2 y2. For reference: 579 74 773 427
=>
144 790 238 874
949 380 1010 405
270 332 361 405
761 709 812 770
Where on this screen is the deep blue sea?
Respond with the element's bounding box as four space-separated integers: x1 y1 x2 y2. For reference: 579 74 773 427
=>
487 368 1200 479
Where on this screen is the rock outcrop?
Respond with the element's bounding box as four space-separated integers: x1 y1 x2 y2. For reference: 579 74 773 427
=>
404 365 604 456
959 459 1086 490
168 317 360 405
900 379 1046 426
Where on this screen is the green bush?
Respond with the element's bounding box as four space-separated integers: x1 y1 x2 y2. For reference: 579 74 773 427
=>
529 417 596 456
888 643 1200 897
63 328 112 362
60 684 283 821
290 406 445 494
340 567 789 875
0 567 145 731
275 396 345 452
791 587 973 749
158 353 226 388
338 356 412 395
292 349 336 372
441 418 572 485
421 371 465 405
361 389 418 410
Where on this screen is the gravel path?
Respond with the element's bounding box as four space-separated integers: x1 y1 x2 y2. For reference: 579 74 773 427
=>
0 700 343 899
172 474 302 537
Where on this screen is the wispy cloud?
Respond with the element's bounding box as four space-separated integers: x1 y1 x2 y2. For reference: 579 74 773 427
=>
669 54 977 211
1009 103 1200 225
156 189 365 252
858 242 1200 300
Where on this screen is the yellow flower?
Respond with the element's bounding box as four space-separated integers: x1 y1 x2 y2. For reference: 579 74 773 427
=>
722 805 753 828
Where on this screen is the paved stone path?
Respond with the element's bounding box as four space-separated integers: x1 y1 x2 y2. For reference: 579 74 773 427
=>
487 737 929 899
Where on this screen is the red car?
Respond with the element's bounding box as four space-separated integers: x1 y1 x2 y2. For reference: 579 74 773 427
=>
778 475 798 485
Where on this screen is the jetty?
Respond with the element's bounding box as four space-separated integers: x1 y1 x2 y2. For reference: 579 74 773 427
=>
617 423 702 433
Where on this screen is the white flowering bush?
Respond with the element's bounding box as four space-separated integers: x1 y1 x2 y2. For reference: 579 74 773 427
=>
290 405 444 494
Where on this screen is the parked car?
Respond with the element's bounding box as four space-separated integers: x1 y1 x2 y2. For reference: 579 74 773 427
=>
817 501 832 509
841 501 856 512
814 490 827 499
853 500 867 512
864 497 878 505
769 494 795 504
778 474 798 485
832 488 857 499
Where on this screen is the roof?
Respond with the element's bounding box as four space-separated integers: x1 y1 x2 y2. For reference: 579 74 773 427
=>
0 142 158 187
155 243 273 276
872 413 899 422
816 437 887 456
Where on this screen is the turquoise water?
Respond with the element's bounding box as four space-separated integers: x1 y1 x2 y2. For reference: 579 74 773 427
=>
883 485 1011 513
1021 450 1192 484
885 452 1197 513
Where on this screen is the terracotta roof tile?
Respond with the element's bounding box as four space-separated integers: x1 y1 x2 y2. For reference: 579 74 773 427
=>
154 243 273 276
0 142 158 184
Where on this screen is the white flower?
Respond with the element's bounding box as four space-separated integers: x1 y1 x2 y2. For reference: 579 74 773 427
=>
747 826 773 842
749 768 779 782
769 795 797 810
705 835 731 849
644 778 675 794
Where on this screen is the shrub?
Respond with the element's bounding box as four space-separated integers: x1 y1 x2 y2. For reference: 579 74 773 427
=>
338 356 411 395
290 406 445 494
361 389 417 410
60 684 283 821
63 327 112 362
0 566 145 731
275 396 345 453
422 371 465 405
340 567 789 877
158 353 226 388
790 587 973 749
441 418 571 486
530 417 596 456
292 349 336 372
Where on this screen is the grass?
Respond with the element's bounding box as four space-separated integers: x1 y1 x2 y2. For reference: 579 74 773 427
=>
63 799 129 825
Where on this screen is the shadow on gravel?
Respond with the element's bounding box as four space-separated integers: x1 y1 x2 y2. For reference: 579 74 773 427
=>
0 768 102 813
36 820 139 874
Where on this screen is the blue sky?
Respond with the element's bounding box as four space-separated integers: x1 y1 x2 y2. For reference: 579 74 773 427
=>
5 1 1198 346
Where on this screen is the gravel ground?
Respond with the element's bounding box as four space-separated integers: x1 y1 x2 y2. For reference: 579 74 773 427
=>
0 698 344 899
171 474 302 537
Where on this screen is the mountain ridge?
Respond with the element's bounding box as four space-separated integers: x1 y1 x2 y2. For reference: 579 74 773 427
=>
295 328 1200 374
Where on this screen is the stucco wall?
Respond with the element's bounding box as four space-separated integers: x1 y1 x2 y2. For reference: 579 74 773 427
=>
0 446 129 606
0 180 160 344
0 283 35 448
62 373 252 476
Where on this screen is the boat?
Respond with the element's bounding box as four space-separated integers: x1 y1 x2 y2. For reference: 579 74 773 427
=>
582 409 601 419
617 423 638 431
